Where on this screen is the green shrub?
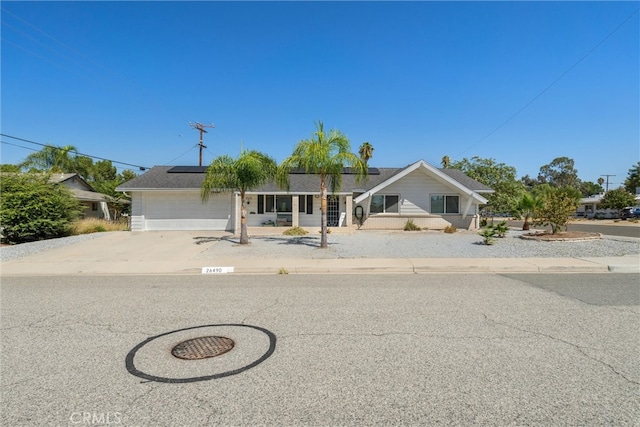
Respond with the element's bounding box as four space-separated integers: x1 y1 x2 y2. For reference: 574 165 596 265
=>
404 219 421 231
478 227 496 245
0 173 81 244
444 225 457 233
534 185 581 234
493 221 509 238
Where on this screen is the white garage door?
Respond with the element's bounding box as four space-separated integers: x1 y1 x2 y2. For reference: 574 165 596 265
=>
143 191 233 231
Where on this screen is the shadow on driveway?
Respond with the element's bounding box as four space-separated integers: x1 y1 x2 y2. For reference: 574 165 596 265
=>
193 234 333 249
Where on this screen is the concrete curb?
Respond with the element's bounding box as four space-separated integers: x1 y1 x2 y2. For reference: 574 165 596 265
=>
2 256 631 276
578 256 640 274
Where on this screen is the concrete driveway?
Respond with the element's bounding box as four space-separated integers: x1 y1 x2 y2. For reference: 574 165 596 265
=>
2 230 639 275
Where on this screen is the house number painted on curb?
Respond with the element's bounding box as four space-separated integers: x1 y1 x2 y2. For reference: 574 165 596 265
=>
202 267 234 274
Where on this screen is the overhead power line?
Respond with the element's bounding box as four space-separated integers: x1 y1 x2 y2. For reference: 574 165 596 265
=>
165 144 199 165
456 7 639 157
0 133 149 170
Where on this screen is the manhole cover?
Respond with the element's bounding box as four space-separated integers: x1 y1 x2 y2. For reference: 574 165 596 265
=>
171 336 235 360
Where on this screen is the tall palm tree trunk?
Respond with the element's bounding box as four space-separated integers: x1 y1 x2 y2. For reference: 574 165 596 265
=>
239 190 249 244
320 175 328 248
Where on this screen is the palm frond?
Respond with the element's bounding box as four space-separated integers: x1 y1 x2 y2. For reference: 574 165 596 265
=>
201 155 235 201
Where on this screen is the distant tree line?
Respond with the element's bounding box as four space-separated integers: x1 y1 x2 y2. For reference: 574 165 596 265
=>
441 155 638 234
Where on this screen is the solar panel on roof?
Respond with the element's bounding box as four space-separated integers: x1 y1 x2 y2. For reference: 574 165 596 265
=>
167 166 381 175
289 167 380 175
167 166 208 173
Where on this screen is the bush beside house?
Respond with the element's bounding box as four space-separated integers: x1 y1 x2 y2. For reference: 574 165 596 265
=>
1 173 82 244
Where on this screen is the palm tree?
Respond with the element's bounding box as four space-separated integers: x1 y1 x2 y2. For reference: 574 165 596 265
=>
20 145 78 173
358 142 374 167
201 150 277 244
441 155 451 168
277 121 367 248
516 192 544 230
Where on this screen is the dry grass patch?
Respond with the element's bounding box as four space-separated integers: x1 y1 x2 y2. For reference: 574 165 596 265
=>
72 218 129 235
283 226 309 236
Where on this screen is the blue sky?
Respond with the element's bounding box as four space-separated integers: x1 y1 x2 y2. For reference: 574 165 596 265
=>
2 1 638 187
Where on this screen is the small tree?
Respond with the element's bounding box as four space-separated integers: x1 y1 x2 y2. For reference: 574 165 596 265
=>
277 121 367 249
0 173 82 243
534 186 581 234
201 150 277 244
450 156 524 215
599 188 636 217
515 192 544 230
624 162 640 194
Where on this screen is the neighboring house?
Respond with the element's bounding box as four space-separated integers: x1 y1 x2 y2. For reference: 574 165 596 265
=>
577 194 605 218
577 191 640 219
50 173 112 220
115 160 493 233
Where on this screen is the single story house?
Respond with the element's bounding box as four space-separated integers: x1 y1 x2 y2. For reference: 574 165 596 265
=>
115 160 493 233
577 192 640 219
50 173 112 220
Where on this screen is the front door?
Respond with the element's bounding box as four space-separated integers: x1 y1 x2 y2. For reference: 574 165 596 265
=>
327 196 339 227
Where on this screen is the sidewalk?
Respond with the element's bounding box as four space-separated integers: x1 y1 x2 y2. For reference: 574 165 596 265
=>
1 230 638 275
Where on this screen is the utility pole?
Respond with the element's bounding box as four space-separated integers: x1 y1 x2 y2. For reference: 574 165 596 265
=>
189 122 215 166
600 174 615 192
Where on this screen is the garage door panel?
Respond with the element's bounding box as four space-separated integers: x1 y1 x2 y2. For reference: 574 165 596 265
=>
145 219 230 231
143 192 232 230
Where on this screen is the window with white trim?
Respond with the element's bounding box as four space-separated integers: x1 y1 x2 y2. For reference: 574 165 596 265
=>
430 195 459 214
370 194 399 214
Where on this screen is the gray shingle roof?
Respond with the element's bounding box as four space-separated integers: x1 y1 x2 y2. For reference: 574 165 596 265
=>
438 168 494 192
116 165 492 194
116 166 204 190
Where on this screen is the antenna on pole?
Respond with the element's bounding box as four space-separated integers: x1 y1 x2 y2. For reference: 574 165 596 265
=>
189 122 215 166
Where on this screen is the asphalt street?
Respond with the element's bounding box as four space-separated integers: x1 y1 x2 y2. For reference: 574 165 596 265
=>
1 273 638 426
